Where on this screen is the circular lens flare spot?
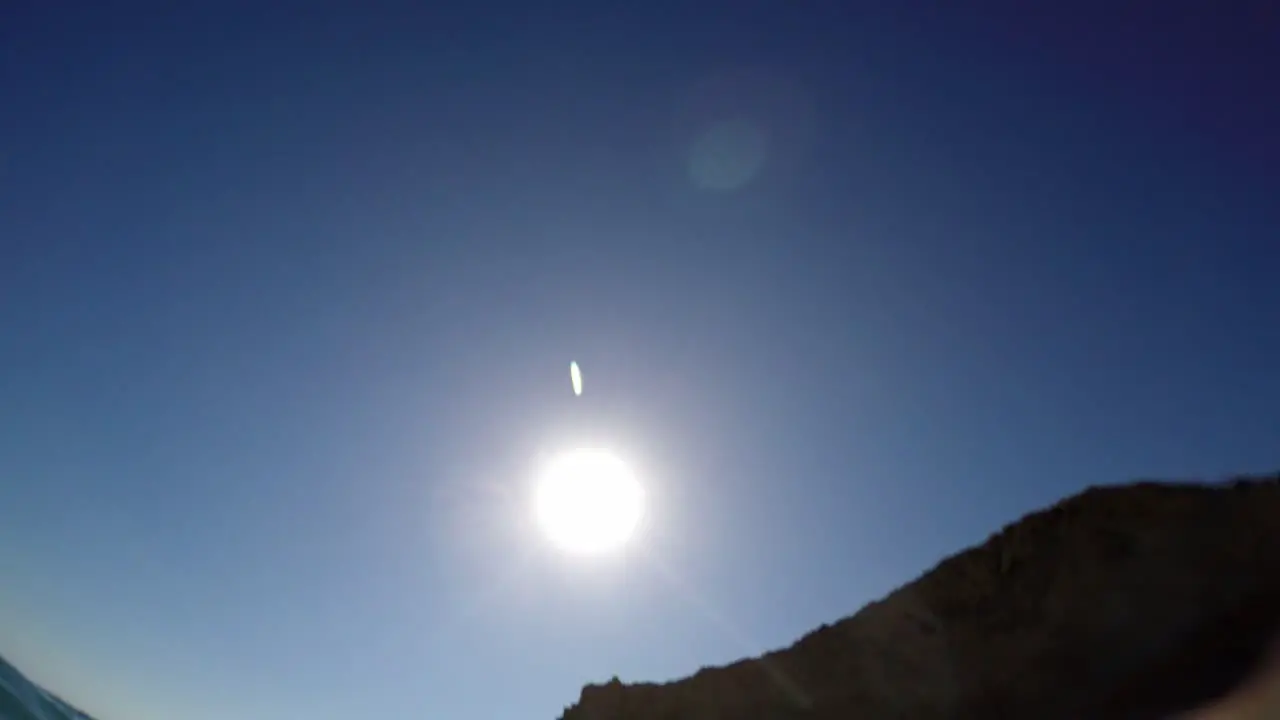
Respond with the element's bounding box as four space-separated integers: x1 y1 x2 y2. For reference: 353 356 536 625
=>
689 118 768 191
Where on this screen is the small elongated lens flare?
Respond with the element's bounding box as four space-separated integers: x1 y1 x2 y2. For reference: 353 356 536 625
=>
570 361 583 396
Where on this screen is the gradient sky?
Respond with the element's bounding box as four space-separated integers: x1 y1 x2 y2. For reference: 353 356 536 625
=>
1 3 1277 720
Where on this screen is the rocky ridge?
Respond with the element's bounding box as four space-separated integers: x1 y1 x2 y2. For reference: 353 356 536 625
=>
558 474 1280 720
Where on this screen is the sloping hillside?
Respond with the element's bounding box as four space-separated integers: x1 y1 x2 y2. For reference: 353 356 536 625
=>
558 474 1280 720
0 653 94 720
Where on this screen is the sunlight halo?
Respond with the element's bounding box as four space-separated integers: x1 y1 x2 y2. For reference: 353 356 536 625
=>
534 448 644 556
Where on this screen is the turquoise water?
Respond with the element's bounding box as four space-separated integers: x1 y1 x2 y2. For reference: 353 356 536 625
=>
0 656 90 720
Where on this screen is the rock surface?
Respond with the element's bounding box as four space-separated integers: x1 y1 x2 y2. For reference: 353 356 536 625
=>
558 474 1280 720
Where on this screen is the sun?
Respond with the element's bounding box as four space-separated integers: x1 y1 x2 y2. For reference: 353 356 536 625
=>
534 448 645 556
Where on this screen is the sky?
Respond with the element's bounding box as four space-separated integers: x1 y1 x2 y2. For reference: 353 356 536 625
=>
1 2 1277 719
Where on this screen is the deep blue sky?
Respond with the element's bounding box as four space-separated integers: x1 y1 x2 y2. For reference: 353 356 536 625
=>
1 3 1277 719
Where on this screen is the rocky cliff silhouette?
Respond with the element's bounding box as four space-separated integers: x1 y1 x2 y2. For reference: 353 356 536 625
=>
558 473 1280 720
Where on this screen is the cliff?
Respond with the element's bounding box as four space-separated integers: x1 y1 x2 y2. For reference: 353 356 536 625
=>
558 474 1280 720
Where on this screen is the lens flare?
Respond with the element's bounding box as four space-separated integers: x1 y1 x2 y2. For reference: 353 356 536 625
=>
570 361 583 396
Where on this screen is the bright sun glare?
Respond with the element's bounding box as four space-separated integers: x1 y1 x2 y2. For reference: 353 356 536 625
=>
535 448 645 556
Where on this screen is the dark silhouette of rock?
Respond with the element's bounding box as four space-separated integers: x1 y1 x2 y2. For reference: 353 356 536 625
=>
558 474 1280 720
